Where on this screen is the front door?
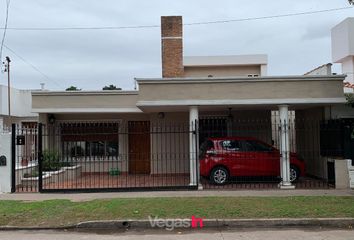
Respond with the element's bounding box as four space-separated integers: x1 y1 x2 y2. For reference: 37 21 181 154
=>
128 121 151 174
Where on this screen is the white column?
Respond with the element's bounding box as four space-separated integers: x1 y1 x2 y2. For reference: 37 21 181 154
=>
278 105 295 189
189 106 199 186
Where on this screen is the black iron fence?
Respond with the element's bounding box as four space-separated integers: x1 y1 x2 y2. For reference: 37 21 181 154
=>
11 117 353 192
13 121 198 192
198 117 334 189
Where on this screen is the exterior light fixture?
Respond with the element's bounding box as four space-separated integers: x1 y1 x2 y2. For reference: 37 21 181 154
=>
48 114 56 124
158 112 165 119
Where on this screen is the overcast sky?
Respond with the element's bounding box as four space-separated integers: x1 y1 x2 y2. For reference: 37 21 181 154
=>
0 0 353 90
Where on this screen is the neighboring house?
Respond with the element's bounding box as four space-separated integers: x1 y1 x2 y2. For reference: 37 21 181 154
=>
0 85 38 129
332 17 354 93
28 16 348 192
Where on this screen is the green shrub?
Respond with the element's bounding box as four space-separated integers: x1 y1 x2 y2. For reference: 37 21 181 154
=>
345 93 354 108
42 150 60 171
42 150 74 172
23 170 39 178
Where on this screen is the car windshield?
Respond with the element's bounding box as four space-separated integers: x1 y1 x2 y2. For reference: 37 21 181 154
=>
243 140 272 152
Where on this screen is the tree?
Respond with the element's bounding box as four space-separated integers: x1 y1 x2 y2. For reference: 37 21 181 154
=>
349 0 354 5
345 93 354 108
102 84 122 90
66 86 81 91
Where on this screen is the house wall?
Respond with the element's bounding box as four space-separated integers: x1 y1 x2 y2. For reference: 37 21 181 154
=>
304 64 332 76
1 116 38 129
0 86 37 117
32 91 140 111
38 110 272 175
342 56 354 93
137 77 345 104
200 110 272 144
325 105 354 119
331 18 354 63
150 112 189 174
296 107 325 178
0 132 11 193
184 65 261 78
0 86 38 128
40 112 191 175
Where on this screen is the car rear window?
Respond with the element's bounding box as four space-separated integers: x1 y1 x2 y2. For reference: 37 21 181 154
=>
199 140 214 159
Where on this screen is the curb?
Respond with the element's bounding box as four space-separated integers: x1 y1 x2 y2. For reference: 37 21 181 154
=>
1 218 354 231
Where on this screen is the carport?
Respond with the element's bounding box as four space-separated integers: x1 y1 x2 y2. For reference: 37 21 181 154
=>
136 75 347 189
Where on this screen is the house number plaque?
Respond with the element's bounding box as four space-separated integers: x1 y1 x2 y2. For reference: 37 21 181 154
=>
16 135 25 145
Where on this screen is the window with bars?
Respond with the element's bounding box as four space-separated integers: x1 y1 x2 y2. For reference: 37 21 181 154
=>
60 122 119 159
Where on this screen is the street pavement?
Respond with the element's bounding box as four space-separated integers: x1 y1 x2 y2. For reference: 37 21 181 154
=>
0 229 354 240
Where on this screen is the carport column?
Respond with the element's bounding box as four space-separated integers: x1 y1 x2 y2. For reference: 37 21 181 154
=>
189 106 199 186
278 105 295 189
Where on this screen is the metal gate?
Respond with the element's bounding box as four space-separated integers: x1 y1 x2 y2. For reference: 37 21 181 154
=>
11 123 40 192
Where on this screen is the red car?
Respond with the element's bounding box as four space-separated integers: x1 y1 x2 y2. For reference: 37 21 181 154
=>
199 137 305 185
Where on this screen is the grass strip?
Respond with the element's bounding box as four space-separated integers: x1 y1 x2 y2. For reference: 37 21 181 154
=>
0 196 353 227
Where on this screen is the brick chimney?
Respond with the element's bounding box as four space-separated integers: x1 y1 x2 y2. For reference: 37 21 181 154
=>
161 16 184 78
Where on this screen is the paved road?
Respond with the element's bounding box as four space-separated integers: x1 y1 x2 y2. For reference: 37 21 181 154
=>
1 229 354 240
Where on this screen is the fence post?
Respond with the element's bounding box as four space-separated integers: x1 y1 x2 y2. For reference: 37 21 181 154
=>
195 120 201 189
11 124 16 193
38 123 43 192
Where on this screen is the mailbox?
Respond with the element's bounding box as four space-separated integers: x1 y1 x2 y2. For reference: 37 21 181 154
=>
0 155 6 166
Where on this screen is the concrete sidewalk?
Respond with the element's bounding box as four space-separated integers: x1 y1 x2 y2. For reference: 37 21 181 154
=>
0 189 353 202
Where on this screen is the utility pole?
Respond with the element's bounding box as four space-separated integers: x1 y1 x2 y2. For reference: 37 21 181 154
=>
4 56 11 123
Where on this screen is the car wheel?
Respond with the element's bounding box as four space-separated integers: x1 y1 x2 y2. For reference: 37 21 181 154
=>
210 167 229 185
290 165 300 182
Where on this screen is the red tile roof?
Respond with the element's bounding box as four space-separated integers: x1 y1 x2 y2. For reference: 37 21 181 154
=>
344 81 354 89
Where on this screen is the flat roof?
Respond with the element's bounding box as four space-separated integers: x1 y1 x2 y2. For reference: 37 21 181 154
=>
136 75 346 84
32 90 139 96
183 54 268 67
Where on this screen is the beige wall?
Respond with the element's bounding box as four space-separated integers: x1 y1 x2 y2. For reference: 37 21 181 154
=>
200 110 272 144
150 112 190 174
40 110 272 175
138 78 344 103
32 92 139 110
184 65 260 78
41 112 191 175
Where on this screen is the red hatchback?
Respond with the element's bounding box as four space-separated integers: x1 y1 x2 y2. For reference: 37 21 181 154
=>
199 137 305 185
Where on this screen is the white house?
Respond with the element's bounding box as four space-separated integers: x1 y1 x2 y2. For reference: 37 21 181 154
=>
332 17 354 93
0 85 38 129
